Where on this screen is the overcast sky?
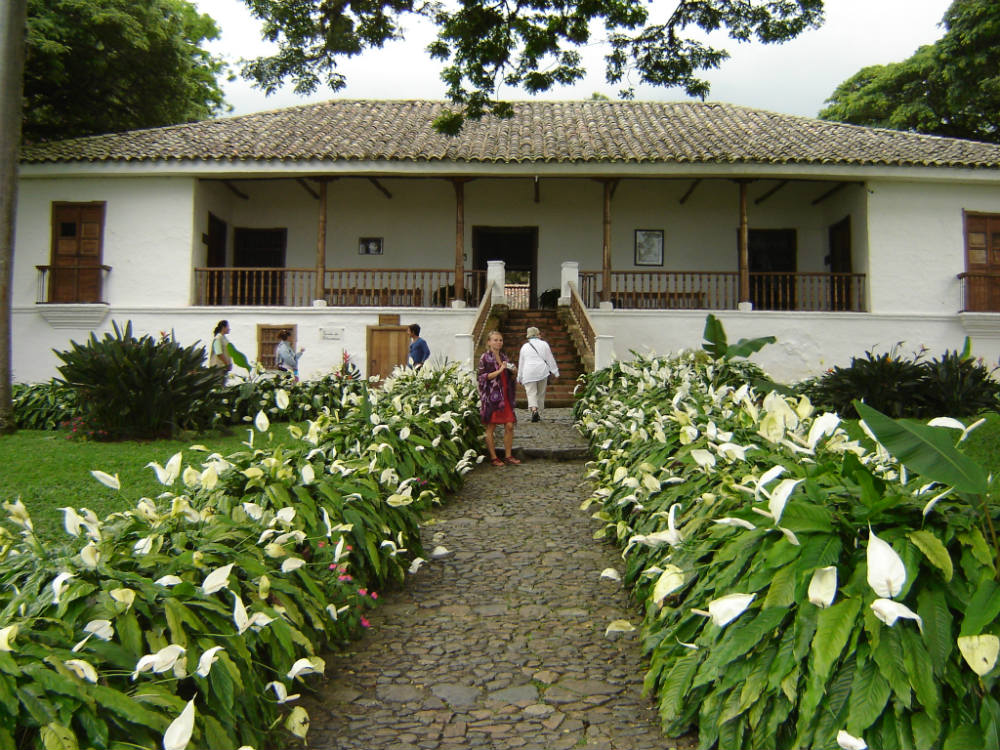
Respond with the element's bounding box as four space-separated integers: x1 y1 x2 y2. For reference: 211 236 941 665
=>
194 0 954 119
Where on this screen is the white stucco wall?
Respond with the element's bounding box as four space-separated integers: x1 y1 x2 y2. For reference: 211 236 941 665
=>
14 176 196 307
867 180 1000 314
593 309 996 384
11 306 476 384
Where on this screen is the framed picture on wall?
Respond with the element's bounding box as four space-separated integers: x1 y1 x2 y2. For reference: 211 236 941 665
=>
359 237 383 255
634 229 663 266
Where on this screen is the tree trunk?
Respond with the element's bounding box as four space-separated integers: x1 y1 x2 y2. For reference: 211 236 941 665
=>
0 0 27 434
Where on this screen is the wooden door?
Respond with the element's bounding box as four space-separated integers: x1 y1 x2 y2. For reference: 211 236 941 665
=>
206 213 227 304
828 216 852 311
748 229 797 310
367 325 410 381
233 227 287 305
50 202 105 302
964 213 1000 311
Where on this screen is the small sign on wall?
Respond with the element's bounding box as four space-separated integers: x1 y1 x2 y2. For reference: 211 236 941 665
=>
320 326 345 341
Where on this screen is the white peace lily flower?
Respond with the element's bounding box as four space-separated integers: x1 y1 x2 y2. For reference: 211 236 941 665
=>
64 658 98 683
690 449 716 470
285 706 310 739
716 442 751 462
757 411 785 443
387 494 414 507
432 435 442 447
763 392 800 430
301 464 315 485
867 529 906 599
808 566 838 608
380 467 399 485
182 466 202 489
691 593 756 627
321 507 334 538
599 568 621 582
641 473 661 492
837 729 868 750
652 565 685 606
921 487 954 516
612 466 628 484
272 531 306 546
806 413 842 449
200 465 219 491
254 410 270 432
678 425 699 445
90 470 120 491
266 680 301 704
870 599 923 632
163 699 196 750
287 656 326 681
281 557 306 573
133 535 155 555
232 592 250 633
60 507 85 537
795 395 815 419
713 517 757 530
399 426 411 440
604 620 636 636
135 498 160 523
333 536 347 563
201 563 234 595
147 451 183 485
431 545 450 559
957 634 1000 676
0 624 18 652
170 496 199 522
408 557 426 574
155 575 183 586
275 389 290 410
275 507 296 525
4 499 33 531
243 467 264 480
110 588 136 611
195 646 225 678
242 502 264 521
79 542 100 569
132 644 186 679
766 478 804 525
84 619 114 639
621 476 640 489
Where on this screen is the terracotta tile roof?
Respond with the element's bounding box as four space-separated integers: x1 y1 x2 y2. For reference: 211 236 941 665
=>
20 99 1000 169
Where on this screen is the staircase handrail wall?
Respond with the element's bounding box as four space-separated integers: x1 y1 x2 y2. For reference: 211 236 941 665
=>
568 281 596 359
471 280 495 356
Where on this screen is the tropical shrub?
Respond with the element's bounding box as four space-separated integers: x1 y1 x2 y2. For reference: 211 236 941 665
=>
576 352 1000 750
12 381 79 430
54 322 223 440
800 341 1000 419
0 362 483 750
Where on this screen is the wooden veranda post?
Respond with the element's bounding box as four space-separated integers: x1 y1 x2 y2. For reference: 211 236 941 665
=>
453 179 466 303
738 180 750 304
314 179 327 301
601 179 616 303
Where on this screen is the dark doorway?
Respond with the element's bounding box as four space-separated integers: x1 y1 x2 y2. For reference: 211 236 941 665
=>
748 229 797 310
473 226 538 309
234 227 287 305
827 216 853 311
206 213 227 304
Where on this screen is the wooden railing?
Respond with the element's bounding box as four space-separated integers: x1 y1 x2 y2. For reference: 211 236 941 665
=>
567 282 596 361
579 271 866 311
36 265 112 304
958 271 1000 312
194 268 486 307
471 283 495 356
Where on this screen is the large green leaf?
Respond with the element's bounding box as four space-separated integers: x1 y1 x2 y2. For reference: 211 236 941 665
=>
811 597 862 684
908 530 954 582
847 657 891 734
916 588 953 675
702 314 728 358
854 402 987 493
961 580 1000 636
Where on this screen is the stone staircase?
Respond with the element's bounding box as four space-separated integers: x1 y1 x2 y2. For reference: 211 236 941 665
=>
498 309 585 407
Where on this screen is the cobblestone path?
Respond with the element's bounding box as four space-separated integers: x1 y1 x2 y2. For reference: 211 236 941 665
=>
302 410 689 749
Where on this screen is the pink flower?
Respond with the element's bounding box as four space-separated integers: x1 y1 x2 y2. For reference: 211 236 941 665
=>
360 617 370 628
329 564 336 569
317 541 326 548
358 588 367 596
338 575 352 582
371 592 378 600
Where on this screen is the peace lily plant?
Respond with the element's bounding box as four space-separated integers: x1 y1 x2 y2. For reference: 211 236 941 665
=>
576 343 1000 750
0 363 483 749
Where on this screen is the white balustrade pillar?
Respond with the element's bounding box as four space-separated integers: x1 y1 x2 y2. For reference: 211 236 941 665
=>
487 260 507 305
594 334 615 370
559 261 578 306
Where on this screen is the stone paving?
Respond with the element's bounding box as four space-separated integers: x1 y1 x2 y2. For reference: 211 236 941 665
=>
300 409 692 750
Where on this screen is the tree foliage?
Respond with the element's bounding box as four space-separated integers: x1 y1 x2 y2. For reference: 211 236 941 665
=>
820 0 1000 143
239 0 824 133
23 0 228 142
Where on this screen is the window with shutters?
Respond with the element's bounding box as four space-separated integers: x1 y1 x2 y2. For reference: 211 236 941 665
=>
47 202 107 303
258 324 297 370
963 212 1000 311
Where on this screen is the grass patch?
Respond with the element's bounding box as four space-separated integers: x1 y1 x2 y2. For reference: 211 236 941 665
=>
0 424 304 541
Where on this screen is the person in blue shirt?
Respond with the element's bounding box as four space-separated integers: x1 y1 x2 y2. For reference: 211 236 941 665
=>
408 323 430 368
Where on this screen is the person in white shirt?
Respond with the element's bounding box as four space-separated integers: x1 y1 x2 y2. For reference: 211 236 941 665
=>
517 326 560 422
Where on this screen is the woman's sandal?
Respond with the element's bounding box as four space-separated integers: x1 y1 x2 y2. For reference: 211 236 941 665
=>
504 456 522 465
490 457 506 467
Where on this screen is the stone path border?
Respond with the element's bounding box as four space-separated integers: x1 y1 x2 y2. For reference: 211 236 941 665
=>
300 409 693 749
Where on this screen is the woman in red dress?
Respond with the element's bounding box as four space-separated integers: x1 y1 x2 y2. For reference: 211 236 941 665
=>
477 330 520 466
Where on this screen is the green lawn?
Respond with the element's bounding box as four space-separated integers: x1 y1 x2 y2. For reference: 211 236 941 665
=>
0 424 305 542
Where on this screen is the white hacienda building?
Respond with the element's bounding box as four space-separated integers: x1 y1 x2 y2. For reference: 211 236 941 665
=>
12 99 1000 383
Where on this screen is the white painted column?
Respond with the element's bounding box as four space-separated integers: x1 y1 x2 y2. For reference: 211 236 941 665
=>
595 334 615 370
452 333 475 368
487 260 507 305
559 261 578 306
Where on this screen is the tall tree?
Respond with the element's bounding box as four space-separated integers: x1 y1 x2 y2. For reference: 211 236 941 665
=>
23 0 228 142
239 0 825 133
0 0 27 434
820 0 1000 143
